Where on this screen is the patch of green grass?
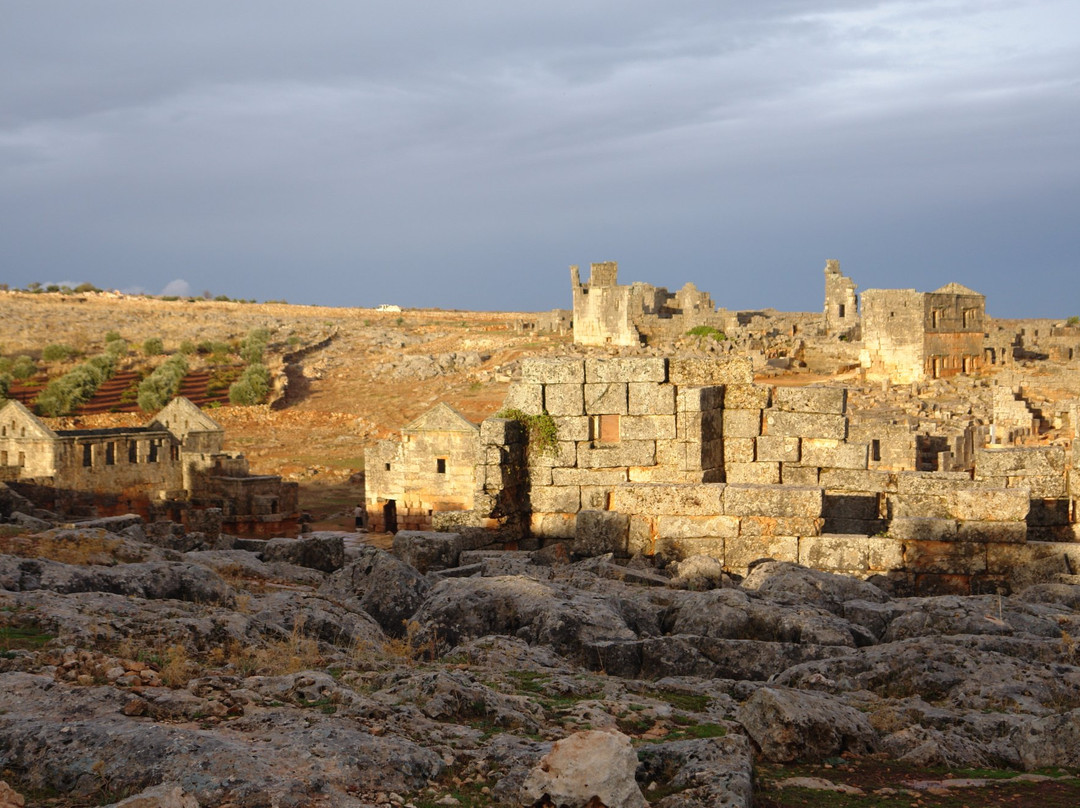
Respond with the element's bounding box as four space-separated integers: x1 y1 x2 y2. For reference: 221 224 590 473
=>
0 625 55 650
654 689 709 712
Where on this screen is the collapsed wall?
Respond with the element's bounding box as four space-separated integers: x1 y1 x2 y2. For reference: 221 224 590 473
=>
460 356 1079 594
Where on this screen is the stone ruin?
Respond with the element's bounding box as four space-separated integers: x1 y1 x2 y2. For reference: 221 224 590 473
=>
368 355 1080 595
0 396 298 535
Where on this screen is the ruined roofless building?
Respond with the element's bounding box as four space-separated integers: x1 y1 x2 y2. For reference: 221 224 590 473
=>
0 396 297 533
570 262 720 347
823 259 858 337
859 282 986 384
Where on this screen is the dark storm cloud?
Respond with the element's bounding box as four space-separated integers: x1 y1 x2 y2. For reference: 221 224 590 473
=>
1 1 1077 315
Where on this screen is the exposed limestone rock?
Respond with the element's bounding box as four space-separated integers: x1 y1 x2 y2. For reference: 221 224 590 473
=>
737 686 878 762
521 730 647 808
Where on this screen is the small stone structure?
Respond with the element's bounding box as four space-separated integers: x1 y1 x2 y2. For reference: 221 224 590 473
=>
860 283 986 384
0 397 297 534
823 259 858 338
364 402 479 533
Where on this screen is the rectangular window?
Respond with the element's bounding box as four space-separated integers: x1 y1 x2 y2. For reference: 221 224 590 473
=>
436 458 446 474
148 441 159 463
83 444 93 467
17 452 25 468
837 303 845 319
385 463 391 471
0 451 6 465
871 439 881 462
129 441 138 463
105 443 115 465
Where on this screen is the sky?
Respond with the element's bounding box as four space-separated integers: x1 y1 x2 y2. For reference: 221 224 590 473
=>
1 1 1077 317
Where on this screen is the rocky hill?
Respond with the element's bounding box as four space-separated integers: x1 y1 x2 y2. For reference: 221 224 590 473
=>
0 514 1079 807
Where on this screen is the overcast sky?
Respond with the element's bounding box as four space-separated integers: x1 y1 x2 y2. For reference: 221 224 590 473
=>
2 2 1077 316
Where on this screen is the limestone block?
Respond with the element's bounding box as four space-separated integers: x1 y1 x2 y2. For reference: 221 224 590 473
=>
549 415 590 443
887 494 953 520
527 441 577 469
866 537 905 570
801 439 868 470
765 411 847 440
1027 498 1071 527
756 435 800 463
888 517 958 541
628 466 706 484
621 415 676 441
392 530 462 573
552 467 628 486
521 357 584 384
479 417 526 446
656 514 740 540
529 466 553 486
479 446 506 465
676 386 725 413
819 468 895 493
952 488 1029 522
584 382 628 415
530 485 581 513
544 384 585 416
799 534 871 571
701 438 725 470
773 386 847 415
823 517 886 536
655 439 684 467
585 357 667 384
1014 475 1066 498
723 409 762 438
956 520 1027 543
724 462 780 485
781 464 819 486
578 441 656 469
628 382 676 416
574 510 630 557
902 540 986 574
724 484 822 518
669 356 753 385
610 483 725 516
740 516 823 538
724 383 771 410
724 437 756 464
725 535 799 570
986 541 1080 576
627 515 656 556
499 383 544 415
580 486 611 510
896 471 981 495
478 463 508 490
974 446 1066 478
531 512 576 539
823 493 881 521
677 411 721 441
654 536 726 561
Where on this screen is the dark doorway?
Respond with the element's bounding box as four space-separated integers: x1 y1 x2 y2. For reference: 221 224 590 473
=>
383 500 398 533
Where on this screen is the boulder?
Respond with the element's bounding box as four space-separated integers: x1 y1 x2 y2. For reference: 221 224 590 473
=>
319 546 430 637
521 730 647 808
261 533 344 572
737 686 877 762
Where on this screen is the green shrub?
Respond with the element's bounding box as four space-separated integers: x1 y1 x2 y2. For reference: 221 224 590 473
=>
35 351 119 416
136 354 188 412
142 337 165 356
1067 316 1079 327
10 356 37 381
74 282 99 293
239 327 271 364
105 338 127 356
494 408 560 457
0 374 9 403
105 330 122 343
178 340 196 355
686 325 727 341
228 363 271 405
42 343 76 362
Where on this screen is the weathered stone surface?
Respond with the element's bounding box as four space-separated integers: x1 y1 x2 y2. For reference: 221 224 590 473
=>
772 386 847 415
724 438 756 464
320 546 430 635
724 535 799 568
819 468 896 492
955 521 1028 543
781 464 819 486
551 415 590 442
737 686 877 762
551 467 628 486
724 462 780 485
764 411 847 440
756 435 800 463
656 515 740 540
521 730 647 808
391 530 463 573
577 441 656 469
611 483 724 516
530 486 581 514
621 415 676 441
521 357 585 384
888 517 958 541
585 357 667 384
676 386 724 413
500 383 544 415
724 384 771 410
901 539 985 573
723 484 822 517
480 416 526 446
261 534 345 573
722 409 762 438
800 439 867 470
574 510 629 557
544 383 585 416
628 382 676 416
584 382 628 414
669 356 753 385
638 736 754 808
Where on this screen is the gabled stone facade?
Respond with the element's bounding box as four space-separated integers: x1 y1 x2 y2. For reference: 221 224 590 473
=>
0 397 297 533
364 402 479 532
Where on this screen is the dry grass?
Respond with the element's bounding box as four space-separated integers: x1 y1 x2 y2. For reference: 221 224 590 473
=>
0 532 121 565
381 620 438 666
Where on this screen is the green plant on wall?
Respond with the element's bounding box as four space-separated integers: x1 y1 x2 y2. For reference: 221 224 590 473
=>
494 408 560 457
686 324 726 341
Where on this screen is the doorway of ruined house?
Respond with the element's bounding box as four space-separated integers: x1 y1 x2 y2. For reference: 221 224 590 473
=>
383 500 398 533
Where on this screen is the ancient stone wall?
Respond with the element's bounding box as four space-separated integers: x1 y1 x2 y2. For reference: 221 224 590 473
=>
859 289 925 384
823 259 858 337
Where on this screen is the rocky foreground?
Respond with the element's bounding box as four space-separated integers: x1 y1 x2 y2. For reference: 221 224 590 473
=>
1 518 1080 808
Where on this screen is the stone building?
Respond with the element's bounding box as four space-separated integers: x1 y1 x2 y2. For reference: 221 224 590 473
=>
414 355 1079 595
364 402 479 533
822 259 858 337
570 262 723 347
860 283 986 384
0 396 297 533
